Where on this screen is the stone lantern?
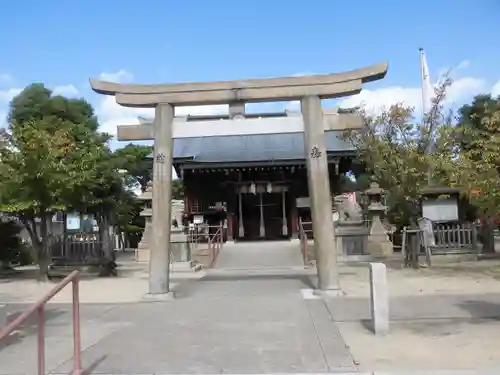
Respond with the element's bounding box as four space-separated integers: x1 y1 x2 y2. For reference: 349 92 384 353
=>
136 181 153 262
365 179 393 256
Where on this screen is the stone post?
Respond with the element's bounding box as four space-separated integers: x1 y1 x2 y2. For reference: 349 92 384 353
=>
301 95 339 292
369 262 389 335
149 103 174 296
137 181 153 263
365 180 393 257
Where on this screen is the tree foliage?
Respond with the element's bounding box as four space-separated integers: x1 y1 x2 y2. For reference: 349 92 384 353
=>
114 144 153 192
172 179 184 200
440 94 500 217
0 84 114 277
457 94 500 153
345 79 454 227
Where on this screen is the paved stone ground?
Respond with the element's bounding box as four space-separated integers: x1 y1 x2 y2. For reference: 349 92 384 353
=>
2 242 500 374
0 274 356 374
214 240 305 269
326 293 500 372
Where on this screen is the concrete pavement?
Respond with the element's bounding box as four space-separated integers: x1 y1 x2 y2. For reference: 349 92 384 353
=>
2 242 500 374
0 279 357 374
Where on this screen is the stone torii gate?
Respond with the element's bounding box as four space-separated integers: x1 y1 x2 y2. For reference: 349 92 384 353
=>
90 62 388 296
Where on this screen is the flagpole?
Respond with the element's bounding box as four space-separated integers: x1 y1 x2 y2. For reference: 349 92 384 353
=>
419 47 426 121
420 47 434 185
419 47 433 122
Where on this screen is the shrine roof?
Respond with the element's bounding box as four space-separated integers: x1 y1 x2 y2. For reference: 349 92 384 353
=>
172 131 354 164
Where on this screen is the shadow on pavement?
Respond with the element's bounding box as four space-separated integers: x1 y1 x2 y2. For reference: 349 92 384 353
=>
81 354 107 375
457 299 500 321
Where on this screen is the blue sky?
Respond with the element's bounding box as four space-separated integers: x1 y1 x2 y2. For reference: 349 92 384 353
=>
0 0 499 140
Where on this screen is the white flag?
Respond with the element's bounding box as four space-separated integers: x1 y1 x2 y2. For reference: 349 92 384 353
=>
419 48 434 115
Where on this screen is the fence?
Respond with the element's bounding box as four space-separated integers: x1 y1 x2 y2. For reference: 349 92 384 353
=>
0 270 82 375
208 225 224 267
402 221 479 268
431 222 478 253
298 218 311 265
49 233 106 263
188 224 224 268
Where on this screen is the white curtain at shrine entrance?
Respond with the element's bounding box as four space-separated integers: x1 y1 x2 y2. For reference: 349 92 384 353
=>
236 183 289 238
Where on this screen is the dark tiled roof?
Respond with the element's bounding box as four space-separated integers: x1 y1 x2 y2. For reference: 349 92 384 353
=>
173 131 354 164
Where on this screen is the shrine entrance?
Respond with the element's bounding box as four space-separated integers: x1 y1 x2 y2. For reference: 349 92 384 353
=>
239 192 290 241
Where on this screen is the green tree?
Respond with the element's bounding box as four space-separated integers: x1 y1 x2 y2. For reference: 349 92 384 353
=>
172 179 184 200
0 84 114 278
345 80 453 227
457 94 500 152
115 190 144 248
114 144 153 192
437 95 500 251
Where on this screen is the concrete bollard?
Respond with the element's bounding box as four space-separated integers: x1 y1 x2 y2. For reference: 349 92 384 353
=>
369 262 389 335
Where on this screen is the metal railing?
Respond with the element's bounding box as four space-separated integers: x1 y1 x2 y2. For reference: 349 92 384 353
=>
187 224 224 244
0 270 82 375
208 225 224 267
298 218 312 265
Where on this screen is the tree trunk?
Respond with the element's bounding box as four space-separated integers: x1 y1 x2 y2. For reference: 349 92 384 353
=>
37 244 51 281
22 214 51 281
98 213 113 261
47 214 54 236
480 216 495 253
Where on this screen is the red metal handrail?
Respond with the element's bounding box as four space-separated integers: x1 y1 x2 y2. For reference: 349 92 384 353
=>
208 225 223 267
0 270 82 375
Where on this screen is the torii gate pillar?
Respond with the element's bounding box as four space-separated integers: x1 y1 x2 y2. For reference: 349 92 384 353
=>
302 96 338 290
90 62 388 295
149 103 174 294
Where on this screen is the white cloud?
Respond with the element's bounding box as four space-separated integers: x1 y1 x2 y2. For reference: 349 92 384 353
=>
99 70 133 83
492 80 500 97
52 84 80 97
0 88 22 103
339 76 488 115
0 73 13 84
97 96 154 135
91 67 500 137
292 72 315 77
94 69 229 135
0 88 21 126
456 60 471 70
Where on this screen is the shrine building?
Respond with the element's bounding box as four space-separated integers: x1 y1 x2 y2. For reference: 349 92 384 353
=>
172 110 358 242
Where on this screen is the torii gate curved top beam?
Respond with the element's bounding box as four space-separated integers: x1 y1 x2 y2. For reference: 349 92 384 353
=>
89 62 388 108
